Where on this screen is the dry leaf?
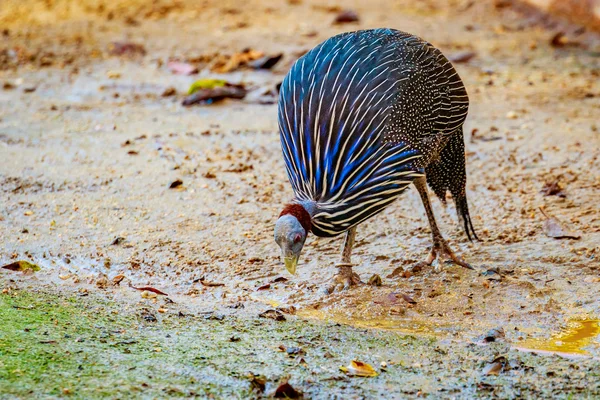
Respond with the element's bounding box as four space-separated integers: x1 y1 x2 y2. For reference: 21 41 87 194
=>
248 53 283 69
169 179 183 189
258 309 286 321
167 61 198 75
248 373 267 393
211 49 264 73
549 32 580 47
367 274 382 286
541 180 565 197
482 356 507 375
141 290 157 299
540 208 581 240
333 10 360 24
112 274 125 285
274 380 302 398
182 85 247 106
401 293 417 304
256 283 271 291
340 360 378 377
161 87 177 97
449 50 476 63
130 285 168 296
198 279 225 287
2 260 40 273
108 41 146 56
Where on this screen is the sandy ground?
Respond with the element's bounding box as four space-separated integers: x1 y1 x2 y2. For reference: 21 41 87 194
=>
1 0 600 397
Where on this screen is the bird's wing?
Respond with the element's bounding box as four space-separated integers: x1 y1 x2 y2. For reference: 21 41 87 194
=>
385 35 469 144
278 29 423 236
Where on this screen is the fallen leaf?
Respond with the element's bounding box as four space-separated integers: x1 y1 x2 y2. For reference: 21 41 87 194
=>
482 356 507 376
259 309 286 321
248 373 267 393
169 179 183 189
182 85 247 106
141 290 157 299
96 276 109 289
108 42 146 56
130 285 168 296
540 208 581 240
340 360 378 377
367 274 382 286
2 260 40 273
333 10 360 24
112 274 125 285
400 293 417 304
110 236 125 245
161 87 177 97
248 53 283 69
198 279 225 287
167 61 198 75
271 276 288 283
550 32 580 47
277 305 297 315
449 50 476 63
274 380 302 398
211 49 264 73
256 283 271 291
541 180 566 197
188 79 227 95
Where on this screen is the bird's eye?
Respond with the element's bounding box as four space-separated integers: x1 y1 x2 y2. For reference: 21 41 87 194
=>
293 233 302 243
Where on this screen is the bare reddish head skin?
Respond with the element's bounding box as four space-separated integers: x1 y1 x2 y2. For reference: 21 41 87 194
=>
279 204 312 234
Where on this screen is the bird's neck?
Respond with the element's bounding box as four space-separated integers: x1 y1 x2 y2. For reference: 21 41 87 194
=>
279 203 312 234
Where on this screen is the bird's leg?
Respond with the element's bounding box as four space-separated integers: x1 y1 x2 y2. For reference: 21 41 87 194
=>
393 177 473 276
324 227 362 293
337 225 356 267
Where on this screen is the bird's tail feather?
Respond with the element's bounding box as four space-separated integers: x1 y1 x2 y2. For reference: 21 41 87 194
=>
425 129 479 241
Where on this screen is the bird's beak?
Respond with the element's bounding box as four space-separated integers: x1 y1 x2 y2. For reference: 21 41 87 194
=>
284 255 299 275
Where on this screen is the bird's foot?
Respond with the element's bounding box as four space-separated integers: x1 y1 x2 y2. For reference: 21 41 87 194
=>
431 236 473 270
323 264 362 294
389 237 473 278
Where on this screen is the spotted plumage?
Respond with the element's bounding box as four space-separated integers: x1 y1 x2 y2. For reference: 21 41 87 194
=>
275 28 479 280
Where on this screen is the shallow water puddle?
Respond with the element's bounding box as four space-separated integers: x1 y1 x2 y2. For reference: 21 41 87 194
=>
515 320 600 356
296 308 435 335
252 293 442 335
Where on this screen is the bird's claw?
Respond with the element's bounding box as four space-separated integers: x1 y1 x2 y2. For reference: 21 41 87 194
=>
322 265 362 294
434 239 473 270
389 237 474 278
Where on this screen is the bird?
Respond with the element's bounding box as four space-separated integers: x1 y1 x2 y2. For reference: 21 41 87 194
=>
273 28 479 291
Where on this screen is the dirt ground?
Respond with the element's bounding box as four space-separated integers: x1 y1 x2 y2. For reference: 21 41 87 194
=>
1 0 599 398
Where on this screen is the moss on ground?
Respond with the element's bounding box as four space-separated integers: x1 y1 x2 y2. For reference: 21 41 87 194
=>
1 288 599 399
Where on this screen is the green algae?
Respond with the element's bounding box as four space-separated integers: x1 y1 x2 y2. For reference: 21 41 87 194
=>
1 289 600 399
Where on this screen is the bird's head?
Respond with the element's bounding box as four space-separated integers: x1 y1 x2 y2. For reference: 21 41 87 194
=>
274 204 312 275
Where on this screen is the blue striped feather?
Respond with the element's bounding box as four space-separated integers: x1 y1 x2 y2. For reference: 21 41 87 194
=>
278 29 424 237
